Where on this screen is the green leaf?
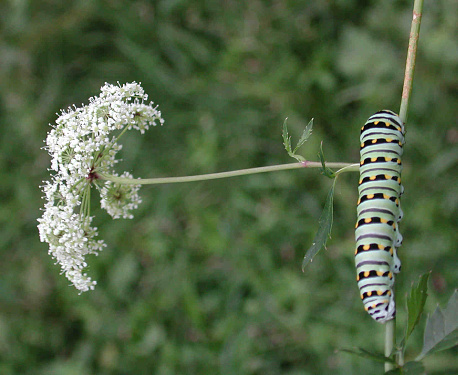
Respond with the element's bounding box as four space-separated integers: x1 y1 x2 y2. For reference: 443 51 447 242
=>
292 118 313 153
282 118 293 155
340 348 395 364
282 118 311 162
385 361 425 375
302 179 336 270
385 369 402 374
402 362 426 375
318 142 336 179
401 272 430 350
416 290 458 360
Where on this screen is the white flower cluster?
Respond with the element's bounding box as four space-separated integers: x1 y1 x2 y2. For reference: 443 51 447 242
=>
38 82 164 292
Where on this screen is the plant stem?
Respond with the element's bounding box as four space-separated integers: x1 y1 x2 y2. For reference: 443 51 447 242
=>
399 0 424 123
335 163 360 176
385 319 396 372
98 161 358 185
384 0 424 371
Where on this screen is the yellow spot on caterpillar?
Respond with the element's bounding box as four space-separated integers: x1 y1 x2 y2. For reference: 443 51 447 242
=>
374 121 380 125
385 157 390 162
356 275 360 281
378 244 384 250
397 159 401 164
372 303 377 309
355 248 358 255
364 271 370 277
364 218 372 223
385 122 390 127
371 157 377 162
360 294 364 299
365 305 370 311
370 176 376 181
367 194 374 199
386 138 392 142
367 291 372 296
398 141 403 146
388 272 393 279
377 271 384 277
357 199 361 205
389 248 394 255
380 218 388 224
392 223 396 229
377 290 384 296
384 174 390 179
372 139 377 144
363 245 370 251
361 143 364 148
383 194 389 199
387 290 392 296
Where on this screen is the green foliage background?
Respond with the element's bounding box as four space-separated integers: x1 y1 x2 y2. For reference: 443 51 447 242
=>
0 0 456 374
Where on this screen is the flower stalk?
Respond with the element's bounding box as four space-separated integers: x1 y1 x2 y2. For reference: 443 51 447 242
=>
98 162 358 186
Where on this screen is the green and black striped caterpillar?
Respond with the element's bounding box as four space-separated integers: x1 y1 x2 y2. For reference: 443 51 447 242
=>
355 110 405 323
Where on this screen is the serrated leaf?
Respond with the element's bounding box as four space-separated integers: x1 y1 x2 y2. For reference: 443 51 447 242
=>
318 142 336 179
340 348 395 364
416 290 458 360
385 361 425 375
302 179 336 270
282 118 292 154
292 118 313 153
402 273 430 348
282 118 306 162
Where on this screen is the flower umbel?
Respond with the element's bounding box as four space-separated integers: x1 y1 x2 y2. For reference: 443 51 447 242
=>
38 82 164 292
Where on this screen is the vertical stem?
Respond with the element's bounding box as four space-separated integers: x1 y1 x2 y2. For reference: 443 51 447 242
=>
385 0 424 371
399 0 424 123
385 320 396 372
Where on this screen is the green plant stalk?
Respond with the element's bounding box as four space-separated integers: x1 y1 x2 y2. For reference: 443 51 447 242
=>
385 0 424 371
385 320 396 372
98 162 359 185
399 0 424 123
335 163 359 176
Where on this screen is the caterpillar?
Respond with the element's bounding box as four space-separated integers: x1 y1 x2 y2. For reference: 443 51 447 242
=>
355 110 405 323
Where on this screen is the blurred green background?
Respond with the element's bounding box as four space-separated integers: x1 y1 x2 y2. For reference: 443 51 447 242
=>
0 0 456 374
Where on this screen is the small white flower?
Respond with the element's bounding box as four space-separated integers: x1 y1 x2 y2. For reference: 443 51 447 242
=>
100 172 142 219
38 82 164 292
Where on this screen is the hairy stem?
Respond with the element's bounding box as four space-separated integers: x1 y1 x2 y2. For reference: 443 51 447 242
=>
98 161 358 185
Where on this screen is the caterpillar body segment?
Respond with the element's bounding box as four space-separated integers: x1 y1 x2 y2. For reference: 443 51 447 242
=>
355 110 405 323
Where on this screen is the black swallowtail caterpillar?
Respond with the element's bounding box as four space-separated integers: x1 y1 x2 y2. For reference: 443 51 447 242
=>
355 110 405 323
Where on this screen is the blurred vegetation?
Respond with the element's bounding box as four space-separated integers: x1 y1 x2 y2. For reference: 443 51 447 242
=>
0 0 456 374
